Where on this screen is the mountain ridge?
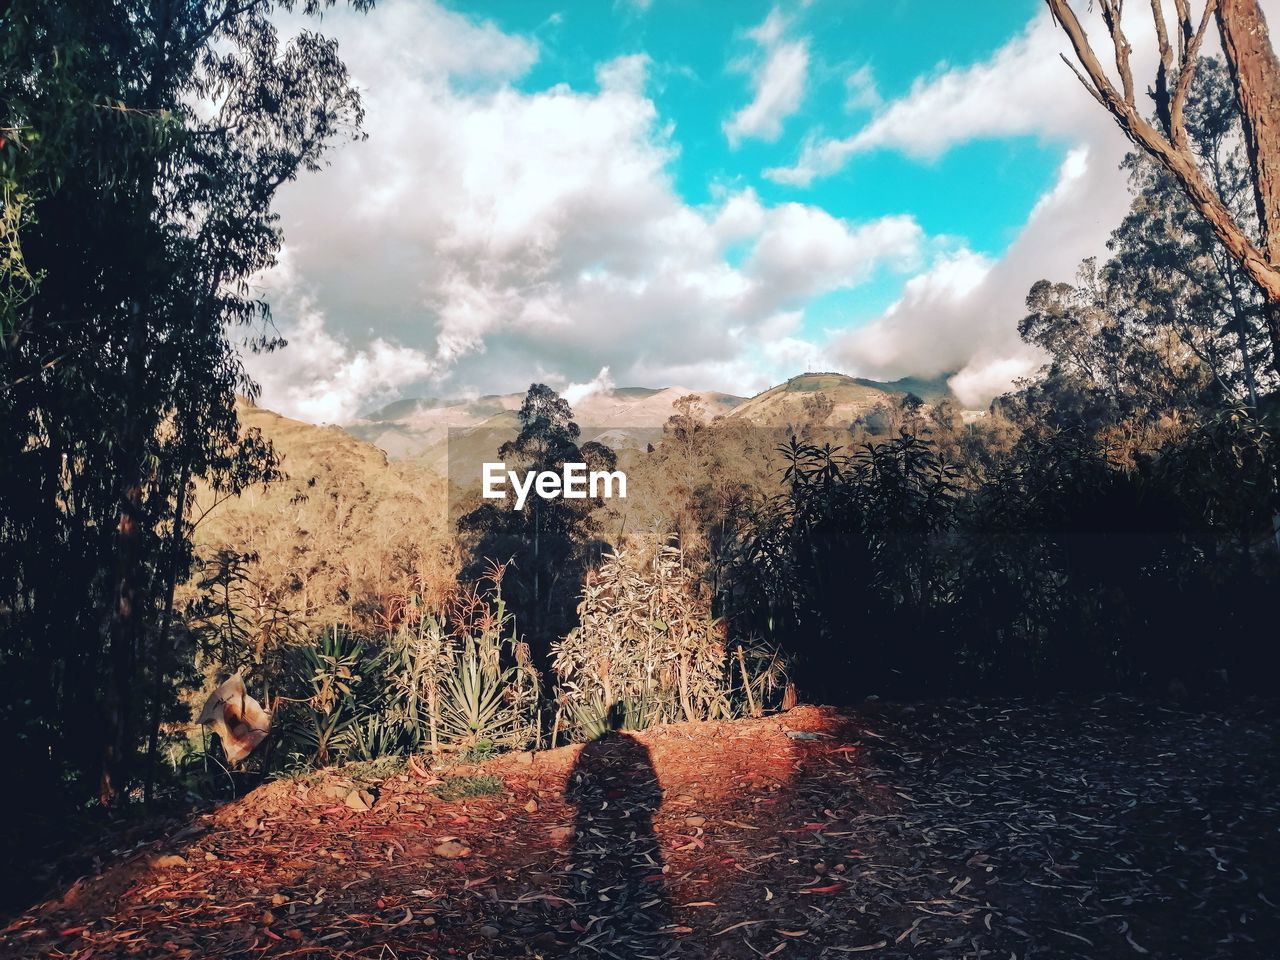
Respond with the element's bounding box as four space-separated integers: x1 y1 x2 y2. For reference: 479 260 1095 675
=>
346 372 957 460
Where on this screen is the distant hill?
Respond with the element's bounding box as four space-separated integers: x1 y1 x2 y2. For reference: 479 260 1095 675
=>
189 399 453 629
343 373 957 460
348 385 747 462
727 372 953 428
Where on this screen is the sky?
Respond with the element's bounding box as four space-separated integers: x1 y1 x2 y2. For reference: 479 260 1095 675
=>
242 0 1267 423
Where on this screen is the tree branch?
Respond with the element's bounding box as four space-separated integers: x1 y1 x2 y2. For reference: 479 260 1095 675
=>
1046 0 1280 308
1169 0 1219 151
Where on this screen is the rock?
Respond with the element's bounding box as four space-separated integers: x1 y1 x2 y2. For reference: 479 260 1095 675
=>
345 788 374 812
517 751 535 765
150 854 188 870
548 825 573 844
684 815 706 828
524 798 539 814
271 893 288 906
434 839 471 859
322 782 351 801
479 925 500 938
261 911 275 925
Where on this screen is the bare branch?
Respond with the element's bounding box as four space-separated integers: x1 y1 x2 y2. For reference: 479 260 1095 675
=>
1044 0 1280 310
1046 0 1132 112
1173 0 1194 47
1169 0 1220 150
1061 53 1107 105
1100 0 1138 105
1150 0 1176 132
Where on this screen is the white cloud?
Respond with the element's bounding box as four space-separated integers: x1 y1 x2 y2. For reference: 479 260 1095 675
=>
810 4 1259 404
833 140 1129 406
843 64 881 112
254 0 920 420
246 307 435 424
764 11 1110 187
562 366 616 405
723 8 810 147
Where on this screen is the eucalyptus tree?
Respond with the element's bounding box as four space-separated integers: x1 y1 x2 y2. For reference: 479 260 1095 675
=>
1 0 371 805
460 384 616 666
1047 0 1280 379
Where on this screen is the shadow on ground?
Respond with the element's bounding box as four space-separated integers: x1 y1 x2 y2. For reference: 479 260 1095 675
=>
3 699 1279 959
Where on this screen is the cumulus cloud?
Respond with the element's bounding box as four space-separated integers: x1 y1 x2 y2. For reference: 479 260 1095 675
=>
723 8 810 147
253 1 922 421
246 307 435 424
834 139 1126 406
764 11 1113 188
562 366 616 406
805 4 1256 404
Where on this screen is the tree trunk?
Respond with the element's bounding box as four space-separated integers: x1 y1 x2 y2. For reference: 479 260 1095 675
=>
1217 0 1280 374
144 463 190 806
100 305 148 806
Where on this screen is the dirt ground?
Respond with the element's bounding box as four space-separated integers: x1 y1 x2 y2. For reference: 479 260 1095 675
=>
3 698 1278 959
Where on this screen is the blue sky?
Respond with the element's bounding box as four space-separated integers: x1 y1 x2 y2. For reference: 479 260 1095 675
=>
251 0 1151 422
485 0 1058 333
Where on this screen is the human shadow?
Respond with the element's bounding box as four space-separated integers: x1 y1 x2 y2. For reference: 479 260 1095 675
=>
566 714 673 956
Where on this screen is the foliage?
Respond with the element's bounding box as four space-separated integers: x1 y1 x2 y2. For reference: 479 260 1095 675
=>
457 384 615 663
434 571 541 754
553 547 744 740
0 0 370 807
276 628 377 769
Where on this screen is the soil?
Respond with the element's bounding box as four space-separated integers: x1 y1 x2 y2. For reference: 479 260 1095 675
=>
3 698 1278 959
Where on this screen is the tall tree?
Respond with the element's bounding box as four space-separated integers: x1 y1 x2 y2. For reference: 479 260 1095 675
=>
1046 0 1280 377
459 384 614 664
1 0 370 805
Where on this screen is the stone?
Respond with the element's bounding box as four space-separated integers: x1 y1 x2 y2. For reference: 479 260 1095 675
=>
150 854 188 870
434 839 471 859
345 788 374 812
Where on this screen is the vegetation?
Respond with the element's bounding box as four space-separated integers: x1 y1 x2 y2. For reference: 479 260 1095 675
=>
1 0 1277 879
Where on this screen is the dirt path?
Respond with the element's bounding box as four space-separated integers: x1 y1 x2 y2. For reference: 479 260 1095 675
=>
3 700 1278 959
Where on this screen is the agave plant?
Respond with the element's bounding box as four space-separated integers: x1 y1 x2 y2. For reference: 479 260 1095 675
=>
433 566 540 753
277 627 371 767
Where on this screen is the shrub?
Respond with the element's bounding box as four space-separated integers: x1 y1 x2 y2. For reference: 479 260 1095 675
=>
552 547 730 740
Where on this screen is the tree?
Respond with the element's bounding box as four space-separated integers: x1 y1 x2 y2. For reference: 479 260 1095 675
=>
1046 0 1280 378
459 384 613 664
1 0 370 806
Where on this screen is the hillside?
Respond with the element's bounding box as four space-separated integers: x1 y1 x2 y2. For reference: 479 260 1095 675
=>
344 374 960 461
347 386 747 461
190 400 455 631
727 372 944 428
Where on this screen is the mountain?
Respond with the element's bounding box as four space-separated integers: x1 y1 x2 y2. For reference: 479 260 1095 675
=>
726 372 953 427
343 373 957 461
347 385 747 463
